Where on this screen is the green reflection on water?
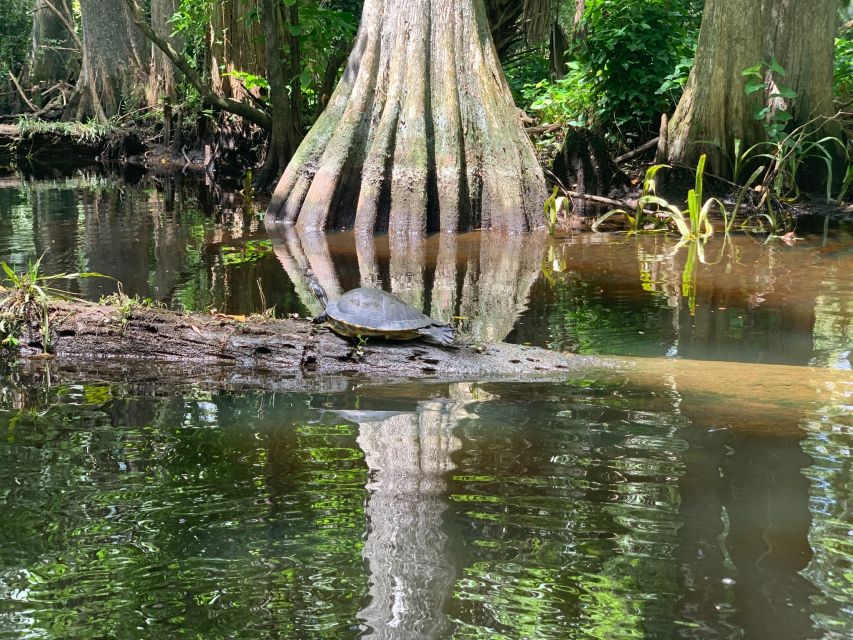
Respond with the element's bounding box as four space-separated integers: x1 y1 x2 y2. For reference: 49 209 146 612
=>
1 373 848 639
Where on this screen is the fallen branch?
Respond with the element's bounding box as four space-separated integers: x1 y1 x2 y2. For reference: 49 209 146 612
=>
564 189 638 210
8 72 37 112
614 137 660 164
526 123 562 136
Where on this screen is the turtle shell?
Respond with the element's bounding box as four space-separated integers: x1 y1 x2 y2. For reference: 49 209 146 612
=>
325 288 434 336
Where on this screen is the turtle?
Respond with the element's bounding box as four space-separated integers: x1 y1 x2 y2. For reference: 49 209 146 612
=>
308 278 455 346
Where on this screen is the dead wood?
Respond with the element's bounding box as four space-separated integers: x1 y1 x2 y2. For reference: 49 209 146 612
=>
614 137 660 164
2 299 600 385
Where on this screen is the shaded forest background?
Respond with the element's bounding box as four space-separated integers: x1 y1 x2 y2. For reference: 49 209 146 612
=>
0 0 851 186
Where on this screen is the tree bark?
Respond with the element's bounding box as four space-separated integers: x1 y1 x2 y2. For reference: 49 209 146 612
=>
26 0 78 89
255 0 304 189
65 0 148 122
208 0 266 102
267 0 547 235
148 0 181 106
667 0 839 174
765 0 837 127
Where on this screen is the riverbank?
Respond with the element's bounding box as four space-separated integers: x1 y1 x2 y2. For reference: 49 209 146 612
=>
0 121 210 175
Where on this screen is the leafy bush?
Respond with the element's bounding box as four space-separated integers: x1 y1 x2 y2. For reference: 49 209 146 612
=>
0 0 33 109
577 0 700 143
520 0 701 147
835 31 853 102
521 62 596 129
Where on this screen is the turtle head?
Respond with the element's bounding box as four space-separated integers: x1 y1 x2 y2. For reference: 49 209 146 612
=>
305 270 329 309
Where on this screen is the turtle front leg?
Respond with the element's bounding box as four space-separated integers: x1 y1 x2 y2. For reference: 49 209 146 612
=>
312 312 329 325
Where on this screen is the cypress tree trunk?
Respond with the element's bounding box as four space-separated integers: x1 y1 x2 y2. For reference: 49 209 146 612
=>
148 0 181 105
66 0 148 122
267 0 547 235
208 0 266 102
255 0 303 189
667 0 838 174
26 0 78 88
766 0 837 127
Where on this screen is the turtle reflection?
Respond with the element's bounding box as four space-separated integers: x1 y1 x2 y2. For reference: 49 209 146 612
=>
268 229 547 343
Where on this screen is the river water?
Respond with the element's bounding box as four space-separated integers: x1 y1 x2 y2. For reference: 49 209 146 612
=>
0 171 850 638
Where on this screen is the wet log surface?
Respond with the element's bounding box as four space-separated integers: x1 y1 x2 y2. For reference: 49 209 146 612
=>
3 300 603 389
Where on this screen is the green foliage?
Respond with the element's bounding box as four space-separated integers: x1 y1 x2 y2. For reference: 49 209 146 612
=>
222 70 269 92
0 256 109 353
0 0 31 79
522 63 596 129
168 0 210 62
834 31 853 102
296 2 359 91
518 0 701 145
167 0 359 126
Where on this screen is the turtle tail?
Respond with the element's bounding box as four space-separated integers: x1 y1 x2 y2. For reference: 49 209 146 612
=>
419 324 455 347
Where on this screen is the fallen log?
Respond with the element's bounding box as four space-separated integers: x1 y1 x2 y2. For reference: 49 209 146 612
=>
1 299 601 385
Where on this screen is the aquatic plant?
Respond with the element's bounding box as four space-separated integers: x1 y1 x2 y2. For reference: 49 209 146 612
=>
543 187 569 235
592 163 670 234
0 256 108 353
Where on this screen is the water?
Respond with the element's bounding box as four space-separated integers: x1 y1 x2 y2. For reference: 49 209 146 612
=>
0 170 851 638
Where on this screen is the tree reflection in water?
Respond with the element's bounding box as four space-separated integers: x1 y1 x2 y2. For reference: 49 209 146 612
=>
268 228 547 343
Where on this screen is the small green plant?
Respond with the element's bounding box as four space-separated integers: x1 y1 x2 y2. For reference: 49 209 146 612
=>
742 60 798 142
738 61 848 201
640 154 719 240
0 313 21 349
1 257 109 353
354 334 368 358
101 284 162 332
592 163 670 233
543 187 570 235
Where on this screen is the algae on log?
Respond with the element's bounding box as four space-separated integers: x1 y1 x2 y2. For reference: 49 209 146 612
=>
266 0 547 235
1 300 594 386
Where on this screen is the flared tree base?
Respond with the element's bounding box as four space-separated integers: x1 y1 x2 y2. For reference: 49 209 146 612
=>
266 0 546 234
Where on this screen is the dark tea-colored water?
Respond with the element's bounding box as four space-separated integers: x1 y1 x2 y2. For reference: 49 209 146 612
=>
0 171 850 638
